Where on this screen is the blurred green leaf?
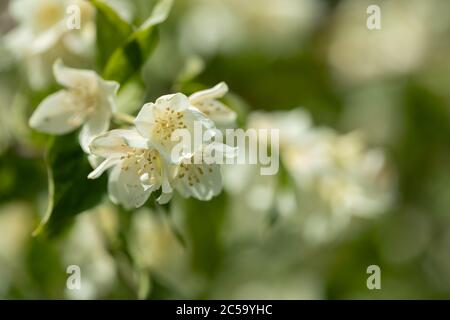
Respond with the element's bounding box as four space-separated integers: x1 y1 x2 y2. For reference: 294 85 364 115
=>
33 133 106 236
102 0 173 84
184 193 227 281
90 0 133 70
0 150 46 203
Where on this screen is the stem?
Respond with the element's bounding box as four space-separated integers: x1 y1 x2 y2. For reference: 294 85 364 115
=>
114 112 135 125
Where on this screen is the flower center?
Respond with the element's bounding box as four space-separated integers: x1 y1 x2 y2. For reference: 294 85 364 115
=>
154 108 187 143
177 163 213 186
65 80 100 126
120 148 160 178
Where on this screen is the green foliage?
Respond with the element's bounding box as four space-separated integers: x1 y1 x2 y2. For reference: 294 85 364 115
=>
98 0 173 84
0 150 46 203
91 0 133 70
33 133 106 237
184 193 227 281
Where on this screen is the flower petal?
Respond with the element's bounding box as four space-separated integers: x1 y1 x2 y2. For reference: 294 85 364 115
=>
107 160 152 209
134 102 156 139
203 141 237 163
135 94 203 163
157 191 173 204
30 23 66 54
79 105 111 153
29 90 83 134
175 162 222 201
189 82 228 104
155 93 190 112
100 80 120 113
87 157 120 179
194 100 237 127
89 129 148 158
53 59 98 89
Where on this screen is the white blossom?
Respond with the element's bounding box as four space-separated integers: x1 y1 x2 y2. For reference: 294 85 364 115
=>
223 108 395 243
134 93 215 164
171 155 223 201
179 0 324 56
88 129 173 208
188 82 236 128
5 0 95 89
29 60 119 152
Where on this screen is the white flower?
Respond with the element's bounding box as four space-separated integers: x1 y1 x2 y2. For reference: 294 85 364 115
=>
29 60 119 152
226 108 394 243
188 82 236 128
328 0 434 84
88 129 173 208
179 0 323 56
134 93 215 163
248 108 312 147
5 0 95 89
172 156 223 201
63 206 117 299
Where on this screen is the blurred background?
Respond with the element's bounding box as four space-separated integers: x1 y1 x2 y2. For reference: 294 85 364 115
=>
1 0 450 299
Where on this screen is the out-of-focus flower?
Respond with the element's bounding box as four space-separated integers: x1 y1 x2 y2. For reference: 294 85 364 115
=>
88 129 172 208
62 206 117 299
29 60 119 152
178 0 323 56
224 108 394 243
249 109 393 218
135 93 215 163
188 82 236 128
5 0 95 89
328 0 439 84
129 208 186 277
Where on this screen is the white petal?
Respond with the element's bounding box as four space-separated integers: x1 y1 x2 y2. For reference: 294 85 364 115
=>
135 96 201 163
183 106 216 149
79 106 111 153
107 165 121 205
195 100 237 127
53 59 98 89
185 106 215 129
4 27 33 56
107 161 152 209
10 0 32 21
203 142 237 163
89 129 148 158
134 102 156 139
176 163 222 201
88 157 120 179
101 80 120 113
29 90 83 134
157 191 173 204
189 82 228 104
87 154 103 169
155 93 190 112
30 23 66 54
161 161 174 194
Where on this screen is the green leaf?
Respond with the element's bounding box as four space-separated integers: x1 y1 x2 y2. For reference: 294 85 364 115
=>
33 133 106 237
90 0 133 70
102 0 173 83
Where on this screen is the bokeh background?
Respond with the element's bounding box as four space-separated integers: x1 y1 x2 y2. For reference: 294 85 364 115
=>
1 0 450 299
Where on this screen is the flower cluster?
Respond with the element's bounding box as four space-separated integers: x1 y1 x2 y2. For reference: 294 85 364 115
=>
5 0 95 89
30 61 236 209
249 109 393 218
223 108 394 243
